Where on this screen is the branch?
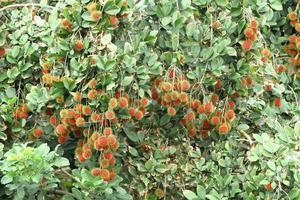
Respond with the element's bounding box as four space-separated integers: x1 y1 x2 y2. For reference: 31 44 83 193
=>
239 130 253 146
0 3 55 13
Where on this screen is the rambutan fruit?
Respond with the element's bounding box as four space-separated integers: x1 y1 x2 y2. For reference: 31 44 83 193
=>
210 93 219 104
244 28 254 38
87 89 97 99
99 169 110 181
105 110 115 120
91 168 101 176
186 111 195 121
264 182 273 190
204 102 213 113
226 110 235 121
275 65 285 74
103 127 112 136
288 12 297 21
119 97 128 108
179 92 189 104
76 117 85 127
135 110 144 120
82 105 92 116
33 128 43 137
242 40 252 51
228 101 235 109
88 79 97 89
140 97 149 107
197 105 205 113
56 124 66 135
49 115 59 126
100 158 110 168
0 47 6 57
107 135 117 146
109 170 116 180
98 136 108 147
58 135 66 144
74 40 84 51
218 123 230 134
167 106 176 116
91 113 101 122
91 10 101 22
128 107 136 117
214 79 222 90
104 152 113 160
210 116 219 125
109 98 118 109
83 150 92 159
109 16 118 26
274 98 281 108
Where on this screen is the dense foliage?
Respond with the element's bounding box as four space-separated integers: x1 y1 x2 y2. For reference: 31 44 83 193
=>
0 0 299 199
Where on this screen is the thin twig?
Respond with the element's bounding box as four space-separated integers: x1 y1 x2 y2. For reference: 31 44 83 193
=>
0 3 55 12
239 130 253 146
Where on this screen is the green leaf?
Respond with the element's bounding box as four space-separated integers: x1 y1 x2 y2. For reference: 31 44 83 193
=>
226 47 237 56
237 124 249 131
124 122 139 142
53 157 70 167
63 78 76 91
11 46 20 58
183 190 198 200
65 0 77 5
160 114 170 126
7 67 20 79
267 160 276 171
101 34 112 46
181 0 191 9
121 76 134 86
1 175 13 184
63 195 75 200
263 142 280 153
201 47 214 60
216 0 228 7
49 10 58 30
5 86 16 98
269 0 283 11
71 188 83 200
289 188 300 199
196 185 206 198
145 159 154 171
128 147 139 156
155 164 168 173
104 5 121 15
16 187 25 200
0 33 5 46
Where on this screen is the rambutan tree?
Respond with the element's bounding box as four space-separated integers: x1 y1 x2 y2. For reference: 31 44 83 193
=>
0 0 299 199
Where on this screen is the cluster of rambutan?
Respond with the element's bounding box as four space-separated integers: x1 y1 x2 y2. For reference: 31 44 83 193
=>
14 103 29 119
260 48 272 63
86 2 129 25
151 74 236 137
284 35 300 70
42 73 64 86
60 1 129 33
242 19 258 52
241 75 254 88
74 128 118 181
49 100 119 181
107 94 149 121
287 11 299 30
283 11 300 78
